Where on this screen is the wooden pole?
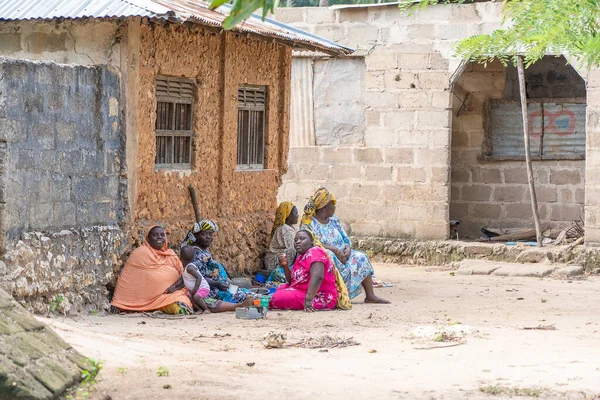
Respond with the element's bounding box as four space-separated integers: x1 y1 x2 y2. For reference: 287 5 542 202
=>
188 184 201 223
517 55 543 247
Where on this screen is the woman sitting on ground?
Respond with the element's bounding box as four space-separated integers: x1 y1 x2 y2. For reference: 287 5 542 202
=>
264 201 299 283
111 225 194 315
270 230 338 311
182 220 253 312
301 187 390 304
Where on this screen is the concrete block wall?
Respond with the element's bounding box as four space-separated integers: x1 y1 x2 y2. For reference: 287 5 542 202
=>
275 3 503 239
586 69 600 243
451 61 585 237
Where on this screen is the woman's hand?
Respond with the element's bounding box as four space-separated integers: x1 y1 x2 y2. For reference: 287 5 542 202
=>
343 246 351 259
335 248 347 264
215 281 229 291
165 276 184 294
304 297 315 312
278 253 289 268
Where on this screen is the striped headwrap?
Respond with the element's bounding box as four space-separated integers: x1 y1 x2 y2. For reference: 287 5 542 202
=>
192 220 219 233
301 187 337 226
269 201 295 242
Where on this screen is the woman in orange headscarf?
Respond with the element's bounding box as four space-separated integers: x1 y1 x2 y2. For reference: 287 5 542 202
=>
111 226 193 314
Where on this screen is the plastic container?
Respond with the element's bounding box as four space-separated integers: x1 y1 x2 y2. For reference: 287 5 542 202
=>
260 295 270 309
268 287 277 295
235 306 267 319
253 298 261 307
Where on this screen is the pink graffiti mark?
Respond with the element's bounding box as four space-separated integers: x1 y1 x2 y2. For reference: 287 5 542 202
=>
528 109 577 138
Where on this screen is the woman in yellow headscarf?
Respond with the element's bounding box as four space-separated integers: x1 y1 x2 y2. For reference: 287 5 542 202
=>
264 202 299 282
301 187 390 304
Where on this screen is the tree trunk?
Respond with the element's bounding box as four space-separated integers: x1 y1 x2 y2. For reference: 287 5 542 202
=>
286 0 292 6
517 55 543 247
319 0 329 6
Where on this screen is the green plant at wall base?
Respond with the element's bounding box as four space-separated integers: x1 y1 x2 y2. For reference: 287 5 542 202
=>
81 359 103 387
118 367 128 376
48 295 64 314
157 366 169 377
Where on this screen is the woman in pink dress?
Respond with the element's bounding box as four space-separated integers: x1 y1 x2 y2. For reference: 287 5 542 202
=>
270 230 338 311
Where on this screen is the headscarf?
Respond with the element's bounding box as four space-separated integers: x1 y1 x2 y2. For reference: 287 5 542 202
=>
269 201 295 242
183 220 219 247
111 225 192 311
301 187 337 226
300 229 352 311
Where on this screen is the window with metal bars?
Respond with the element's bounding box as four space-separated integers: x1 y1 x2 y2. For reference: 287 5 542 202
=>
237 86 267 169
155 76 194 168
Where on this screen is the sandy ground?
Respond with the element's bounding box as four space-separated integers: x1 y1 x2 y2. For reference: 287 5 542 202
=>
40 264 600 400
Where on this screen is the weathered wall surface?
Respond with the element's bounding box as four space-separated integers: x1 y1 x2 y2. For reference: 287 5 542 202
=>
450 61 585 237
0 288 87 398
0 19 120 67
276 3 503 239
135 21 291 272
0 58 127 312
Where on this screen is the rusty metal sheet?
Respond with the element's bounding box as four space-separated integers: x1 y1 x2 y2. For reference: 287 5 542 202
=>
490 101 585 160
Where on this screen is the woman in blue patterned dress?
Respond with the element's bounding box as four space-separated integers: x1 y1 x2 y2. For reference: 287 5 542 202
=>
301 187 390 304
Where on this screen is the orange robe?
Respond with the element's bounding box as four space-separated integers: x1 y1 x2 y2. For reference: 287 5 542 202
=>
111 230 192 311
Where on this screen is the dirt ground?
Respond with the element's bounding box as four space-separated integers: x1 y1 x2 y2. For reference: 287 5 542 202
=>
41 264 600 400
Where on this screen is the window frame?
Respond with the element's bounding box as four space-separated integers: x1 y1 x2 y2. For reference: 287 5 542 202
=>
236 85 267 171
154 75 195 170
481 97 586 162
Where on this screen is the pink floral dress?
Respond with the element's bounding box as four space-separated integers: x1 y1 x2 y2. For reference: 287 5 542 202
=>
270 247 338 311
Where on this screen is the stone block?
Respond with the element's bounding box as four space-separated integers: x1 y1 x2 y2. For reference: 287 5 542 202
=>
40 150 59 168
397 91 430 109
451 128 469 147
415 222 447 240
29 203 53 230
53 202 76 227
430 166 450 183
365 71 384 90
289 147 319 165
395 167 427 183
416 72 450 89
76 201 117 225
366 53 397 71
273 8 304 23
451 167 470 183
349 221 382 237
82 149 105 174
451 184 461 201
346 24 379 46
397 54 430 70
51 174 71 202
555 265 584 277
431 91 451 108
575 188 584 204
416 110 450 128
492 263 555 278
365 127 395 147
450 4 482 23
304 8 336 23
60 150 82 174
472 203 501 219
331 165 362 181
504 168 527 184
429 129 450 147
492 186 525 202
550 169 581 185
366 91 397 109
436 24 470 40
457 259 499 275
72 175 96 201
15 149 36 170
385 148 414 164
321 147 353 164
407 24 436 40
461 184 492 201
385 111 415 129
365 166 393 181
354 147 383 164
476 168 502 184
301 164 330 181
384 71 417 90
0 33 22 52
558 188 573 203
314 26 345 42
365 111 381 126
429 53 450 71
551 204 583 221
338 8 369 23
56 122 76 144
415 147 450 167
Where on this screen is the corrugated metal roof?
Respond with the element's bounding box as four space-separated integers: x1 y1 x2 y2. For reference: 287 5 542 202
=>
0 0 353 56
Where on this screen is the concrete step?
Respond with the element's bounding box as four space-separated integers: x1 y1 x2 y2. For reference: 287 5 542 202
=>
457 259 584 277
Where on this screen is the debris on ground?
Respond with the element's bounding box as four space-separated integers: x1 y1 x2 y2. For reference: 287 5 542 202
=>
522 324 556 331
291 335 360 349
411 324 479 342
246 362 255 367
262 331 287 348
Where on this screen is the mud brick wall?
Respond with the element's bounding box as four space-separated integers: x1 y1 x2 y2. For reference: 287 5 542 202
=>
134 21 291 273
0 58 127 311
450 61 585 238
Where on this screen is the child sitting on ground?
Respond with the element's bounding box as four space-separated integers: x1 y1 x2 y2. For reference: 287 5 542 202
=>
181 245 211 314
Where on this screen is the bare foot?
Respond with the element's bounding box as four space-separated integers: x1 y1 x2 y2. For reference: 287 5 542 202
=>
364 295 391 304
202 309 211 314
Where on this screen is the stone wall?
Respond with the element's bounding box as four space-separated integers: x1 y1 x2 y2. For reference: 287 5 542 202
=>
134 21 291 273
0 58 127 312
275 3 504 239
0 288 87 398
450 60 585 237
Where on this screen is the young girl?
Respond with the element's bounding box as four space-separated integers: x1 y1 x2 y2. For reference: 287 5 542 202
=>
180 246 210 314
